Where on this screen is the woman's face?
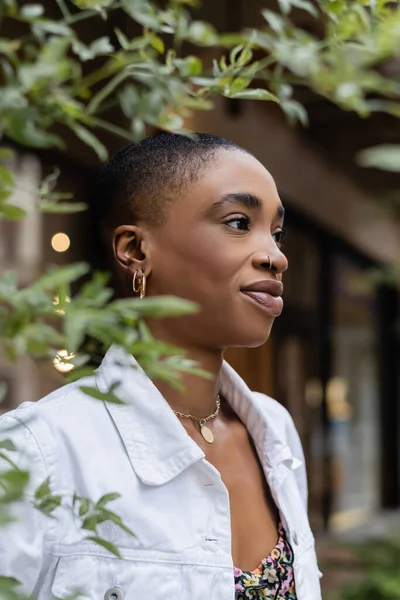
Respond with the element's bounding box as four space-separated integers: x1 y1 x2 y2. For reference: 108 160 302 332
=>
125 150 288 350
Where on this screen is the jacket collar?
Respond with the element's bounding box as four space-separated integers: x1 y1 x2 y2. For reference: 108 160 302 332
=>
96 345 299 486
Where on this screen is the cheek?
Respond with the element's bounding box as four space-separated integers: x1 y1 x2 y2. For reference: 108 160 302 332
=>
150 233 239 299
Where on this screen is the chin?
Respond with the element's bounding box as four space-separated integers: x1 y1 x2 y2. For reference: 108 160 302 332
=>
225 320 275 349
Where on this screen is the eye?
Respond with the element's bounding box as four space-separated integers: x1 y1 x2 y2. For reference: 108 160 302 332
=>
273 229 286 248
224 215 251 231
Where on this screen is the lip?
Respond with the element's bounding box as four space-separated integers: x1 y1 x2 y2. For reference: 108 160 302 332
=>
240 279 284 317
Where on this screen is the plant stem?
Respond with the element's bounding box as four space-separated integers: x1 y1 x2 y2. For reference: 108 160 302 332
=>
55 0 71 19
65 1 122 25
92 117 137 142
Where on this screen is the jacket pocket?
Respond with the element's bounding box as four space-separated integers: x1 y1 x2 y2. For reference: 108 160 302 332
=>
51 548 181 600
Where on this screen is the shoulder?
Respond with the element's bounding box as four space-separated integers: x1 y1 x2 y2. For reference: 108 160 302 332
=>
2 374 104 425
0 375 109 472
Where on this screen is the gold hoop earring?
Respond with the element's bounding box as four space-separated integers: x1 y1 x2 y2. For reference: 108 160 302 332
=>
132 270 146 299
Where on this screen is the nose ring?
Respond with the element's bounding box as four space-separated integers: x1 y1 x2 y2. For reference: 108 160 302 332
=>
267 255 272 270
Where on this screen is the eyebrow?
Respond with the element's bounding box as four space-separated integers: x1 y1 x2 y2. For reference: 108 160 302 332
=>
211 192 285 219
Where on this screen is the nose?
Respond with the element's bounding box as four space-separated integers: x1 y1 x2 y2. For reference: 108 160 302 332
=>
252 246 288 275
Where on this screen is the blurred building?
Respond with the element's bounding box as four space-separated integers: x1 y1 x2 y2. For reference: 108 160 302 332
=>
1 0 399 536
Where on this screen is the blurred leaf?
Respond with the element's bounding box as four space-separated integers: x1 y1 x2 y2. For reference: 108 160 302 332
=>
187 21 218 45
0 469 29 503
0 439 16 451
71 0 114 7
32 19 73 37
121 0 162 30
278 0 318 17
6 116 65 150
34 477 51 499
262 10 286 32
0 148 13 161
228 88 279 102
38 201 87 214
78 497 90 516
81 515 98 531
281 99 308 126
176 55 202 77
149 35 165 54
69 123 108 161
111 295 199 318
79 385 125 404
33 264 89 291
357 144 400 171
86 536 121 558
35 495 62 515
0 164 13 189
20 4 44 19
96 492 120 508
0 382 7 403
0 204 27 220
72 37 114 62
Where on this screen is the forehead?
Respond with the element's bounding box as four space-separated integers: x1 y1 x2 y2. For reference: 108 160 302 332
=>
179 150 281 213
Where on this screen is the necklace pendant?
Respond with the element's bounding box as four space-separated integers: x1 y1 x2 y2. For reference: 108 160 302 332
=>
200 420 214 444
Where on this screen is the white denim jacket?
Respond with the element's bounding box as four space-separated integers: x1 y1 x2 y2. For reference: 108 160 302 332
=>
0 346 322 600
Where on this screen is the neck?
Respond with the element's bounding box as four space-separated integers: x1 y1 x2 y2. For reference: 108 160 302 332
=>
147 327 224 418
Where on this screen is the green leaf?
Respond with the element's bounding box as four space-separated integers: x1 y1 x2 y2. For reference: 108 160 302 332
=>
0 164 14 189
81 515 98 531
96 492 121 508
278 0 318 17
227 88 279 102
177 55 202 77
229 77 251 95
7 117 65 150
79 386 125 404
0 204 27 221
0 469 29 503
69 123 108 162
262 10 286 32
121 0 163 31
79 497 90 516
99 508 135 537
112 295 199 318
35 495 62 515
38 201 88 214
34 476 51 499
149 35 165 54
72 37 114 61
0 148 13 161
357 144 400 171
187 21 218 46
280 99 308 126
86 536 121 558
114 27 129 50
32 19 73 37
20 3 44 19
0 439 16 451
33 263 89 291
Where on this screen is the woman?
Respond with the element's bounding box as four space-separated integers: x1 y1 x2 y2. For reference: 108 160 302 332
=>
0 133 322 599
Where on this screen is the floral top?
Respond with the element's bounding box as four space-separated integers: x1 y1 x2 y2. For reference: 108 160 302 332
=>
234 523 296 599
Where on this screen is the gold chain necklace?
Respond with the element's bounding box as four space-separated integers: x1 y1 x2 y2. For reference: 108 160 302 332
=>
172 395 221 444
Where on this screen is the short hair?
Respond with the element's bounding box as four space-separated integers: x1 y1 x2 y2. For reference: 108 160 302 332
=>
90 132 247 264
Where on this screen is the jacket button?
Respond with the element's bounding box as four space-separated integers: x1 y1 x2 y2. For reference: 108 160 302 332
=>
292 531 299 545
104 588 122 600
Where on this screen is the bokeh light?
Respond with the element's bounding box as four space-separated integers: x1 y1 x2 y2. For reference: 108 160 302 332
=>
53 350 75 373
51 232 70 253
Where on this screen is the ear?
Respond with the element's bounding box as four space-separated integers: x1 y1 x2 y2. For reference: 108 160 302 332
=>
112 225 151 278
